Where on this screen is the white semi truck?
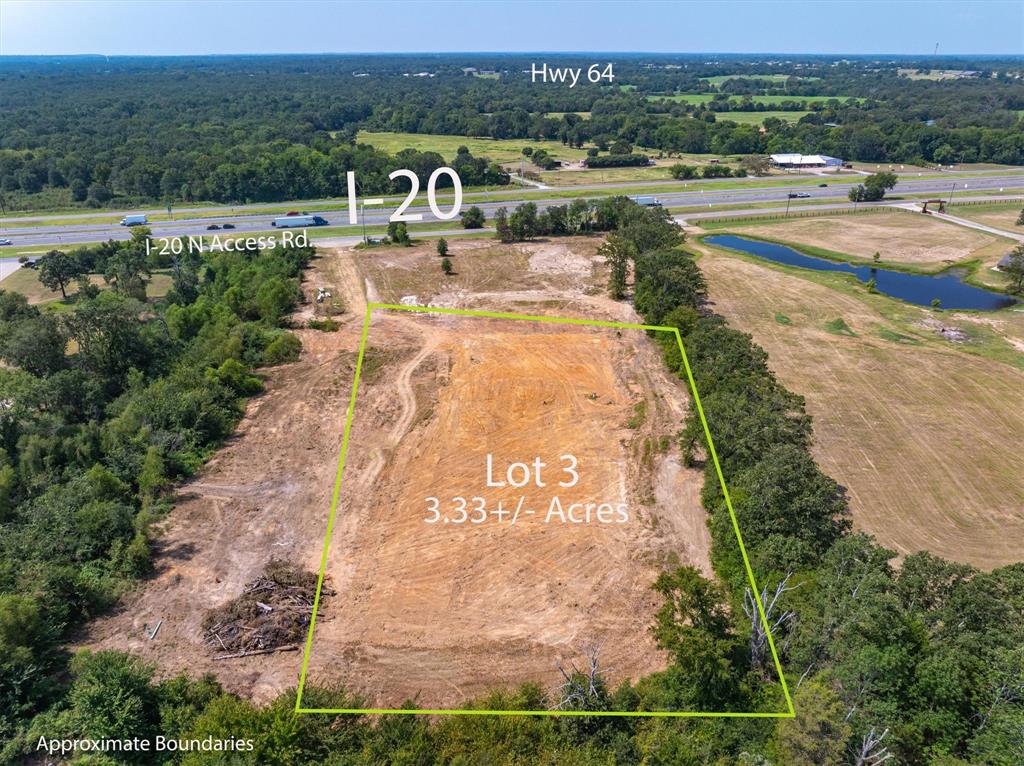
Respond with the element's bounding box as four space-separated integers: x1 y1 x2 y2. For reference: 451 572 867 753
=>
271 214 328 228
120 214 148 226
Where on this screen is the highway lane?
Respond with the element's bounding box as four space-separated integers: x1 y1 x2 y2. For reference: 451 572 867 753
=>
0 166 1013 225
3 175 1021 248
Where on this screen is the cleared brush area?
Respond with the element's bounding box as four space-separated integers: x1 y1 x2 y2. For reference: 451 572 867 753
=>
356 236 604 305
303 313 709 708
696 243 1024 570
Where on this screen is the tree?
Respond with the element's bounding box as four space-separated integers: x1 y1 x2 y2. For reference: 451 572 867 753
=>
37 250 84 300
670 164 698 180
509 202 540 241
861 172 898 202
1016 207 1024 226
387 221 410 246
0 312 67 376
1001 243 1024 294
650 566 744 708
598 234 636 300
103 230 151 300
436 238 448 257
441 257 453 275
169 248 203 305
772 680 852 766
493 207 513 243
460 206 485 229
740 155 772 176
60 292 148 389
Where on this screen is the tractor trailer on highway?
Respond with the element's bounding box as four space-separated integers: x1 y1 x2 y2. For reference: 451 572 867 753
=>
120 214 148 226
271 215 328 228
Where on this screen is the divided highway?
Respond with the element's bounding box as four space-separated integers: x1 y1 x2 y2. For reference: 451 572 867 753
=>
2 174 1022 249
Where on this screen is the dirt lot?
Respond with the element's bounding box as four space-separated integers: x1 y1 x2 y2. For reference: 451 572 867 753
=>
735 211 1010 268
83 239 710 707
695 242 1024 570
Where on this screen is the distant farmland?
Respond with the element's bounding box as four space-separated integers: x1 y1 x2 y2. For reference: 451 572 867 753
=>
696 238 1024 570
356 131 590 163
710 111 812 124
647 93 865 105
700 73 821 85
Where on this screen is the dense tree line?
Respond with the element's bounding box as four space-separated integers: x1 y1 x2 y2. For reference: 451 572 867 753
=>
628 241 1024 765
0 236 312 756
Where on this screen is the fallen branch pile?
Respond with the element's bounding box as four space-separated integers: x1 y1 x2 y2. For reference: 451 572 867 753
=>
201 561 332 659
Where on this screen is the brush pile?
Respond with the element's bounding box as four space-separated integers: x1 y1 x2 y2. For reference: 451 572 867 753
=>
201 561 331 658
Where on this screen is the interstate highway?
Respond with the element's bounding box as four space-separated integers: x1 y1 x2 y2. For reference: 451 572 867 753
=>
2 174 1022 248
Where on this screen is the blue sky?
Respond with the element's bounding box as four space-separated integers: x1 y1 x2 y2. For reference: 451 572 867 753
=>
1 0 1021 56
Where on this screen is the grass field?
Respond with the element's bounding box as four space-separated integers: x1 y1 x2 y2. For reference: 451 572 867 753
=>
357 130 591 163
713 111 812 124
0 266 173 304
700 74 820 85
694 241 1024 570
948 202 1024 235
718 211 1014 275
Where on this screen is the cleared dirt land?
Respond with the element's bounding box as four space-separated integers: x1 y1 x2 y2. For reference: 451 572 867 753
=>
83 238 710 707
696 240 1024 570
735 211 1011 268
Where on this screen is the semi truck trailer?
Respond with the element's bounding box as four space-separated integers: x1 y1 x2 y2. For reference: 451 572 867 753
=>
271 215 328 228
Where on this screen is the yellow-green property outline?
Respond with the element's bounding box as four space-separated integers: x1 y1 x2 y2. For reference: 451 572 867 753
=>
294 302 796 718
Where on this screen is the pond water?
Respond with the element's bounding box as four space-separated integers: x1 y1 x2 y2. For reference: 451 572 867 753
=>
704 234 1017 311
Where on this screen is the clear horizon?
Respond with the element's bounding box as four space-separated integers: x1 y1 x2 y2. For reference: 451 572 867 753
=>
1 0 1021 57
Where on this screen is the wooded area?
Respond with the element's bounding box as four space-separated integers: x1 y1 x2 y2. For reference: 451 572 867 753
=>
1 54 1022 210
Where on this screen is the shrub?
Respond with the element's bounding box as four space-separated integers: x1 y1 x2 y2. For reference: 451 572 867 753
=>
461 206 486 229
262 333 302 365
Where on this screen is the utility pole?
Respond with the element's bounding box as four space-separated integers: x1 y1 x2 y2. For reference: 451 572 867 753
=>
361 201 367 245
947 182 956 206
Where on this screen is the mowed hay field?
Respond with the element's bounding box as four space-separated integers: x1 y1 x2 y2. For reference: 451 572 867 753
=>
949 203 1024 235
731 211 1012 268
356 130 591 164
696 244 1024 570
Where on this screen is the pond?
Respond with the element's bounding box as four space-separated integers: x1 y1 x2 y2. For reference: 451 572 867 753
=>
704 234 1017 311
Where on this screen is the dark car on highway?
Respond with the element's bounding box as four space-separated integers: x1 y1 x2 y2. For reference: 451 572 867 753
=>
206 224 221 230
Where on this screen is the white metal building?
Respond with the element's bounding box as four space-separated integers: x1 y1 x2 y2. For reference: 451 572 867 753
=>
770 153 844 168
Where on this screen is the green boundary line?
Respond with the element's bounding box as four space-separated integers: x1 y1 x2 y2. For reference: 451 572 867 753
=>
294 302 796 718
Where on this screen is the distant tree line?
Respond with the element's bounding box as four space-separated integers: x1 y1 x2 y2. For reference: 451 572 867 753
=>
2 55 1022 210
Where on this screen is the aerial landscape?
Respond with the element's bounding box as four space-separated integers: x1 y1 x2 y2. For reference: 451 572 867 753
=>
0 0 1022 764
